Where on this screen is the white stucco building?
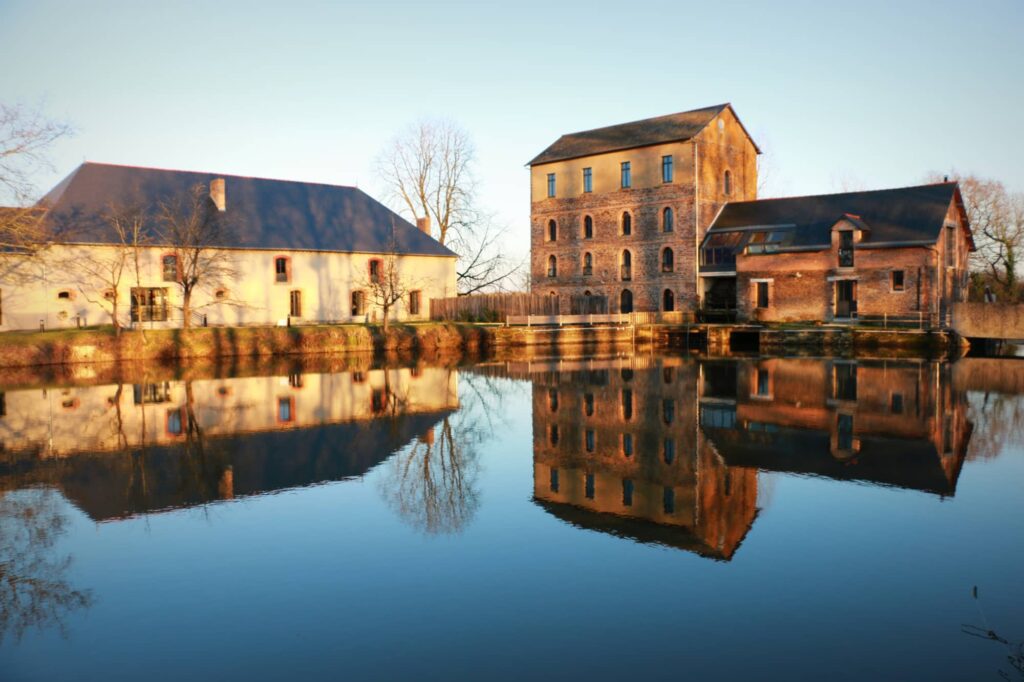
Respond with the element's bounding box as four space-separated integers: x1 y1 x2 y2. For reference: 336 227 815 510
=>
0 162 456 330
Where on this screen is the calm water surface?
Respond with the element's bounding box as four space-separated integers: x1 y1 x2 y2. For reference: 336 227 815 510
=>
1 354 1022 681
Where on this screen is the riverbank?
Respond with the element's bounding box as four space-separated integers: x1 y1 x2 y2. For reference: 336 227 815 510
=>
0 323 494 369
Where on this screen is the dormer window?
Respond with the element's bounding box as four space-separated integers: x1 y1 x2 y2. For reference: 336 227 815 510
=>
838 230 854 267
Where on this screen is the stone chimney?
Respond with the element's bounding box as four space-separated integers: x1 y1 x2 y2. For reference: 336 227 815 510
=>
210 178 226 211
416 216 431 235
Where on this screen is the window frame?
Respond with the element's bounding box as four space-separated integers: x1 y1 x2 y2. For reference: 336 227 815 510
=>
408 290 421 316
547 172 556 198
582 167 592 193
368 258 383 283
162 253 181 283
547 219 557 242
289 289 302 318
662 206 674 233
547 254 557 278
756 281 770 309
891 269 905 292
274 256 291 284
661 247 674 273
620 161 631 189
662 155 673 183
583 215 593 239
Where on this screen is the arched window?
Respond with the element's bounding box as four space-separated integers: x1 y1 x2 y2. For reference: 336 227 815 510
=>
724 170 732 196
582 252 593 276
620 250 632 281
663 207 674 233
583 215 593 239
620 289 633 313
621 212 632 236
548 219 557 241
663 289 675 312
661 247 674 273
547 255 557 277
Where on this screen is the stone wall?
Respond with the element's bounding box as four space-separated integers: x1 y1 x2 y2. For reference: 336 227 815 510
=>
952 302 1024 339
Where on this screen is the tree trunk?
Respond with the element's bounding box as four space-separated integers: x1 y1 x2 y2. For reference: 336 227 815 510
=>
182 289 192 330
112 297 121 337
382 303 390 332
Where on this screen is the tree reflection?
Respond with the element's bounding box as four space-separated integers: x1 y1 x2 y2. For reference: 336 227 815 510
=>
0 488 93 643
379 371 518 535
967 391 1024 462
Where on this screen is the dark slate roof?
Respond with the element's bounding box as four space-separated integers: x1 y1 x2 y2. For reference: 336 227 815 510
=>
529 103 752 166
707 183 968 250
39 162 456 257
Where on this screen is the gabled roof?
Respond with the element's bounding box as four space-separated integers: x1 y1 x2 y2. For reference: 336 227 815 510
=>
38 162 456 257
528 103 759 166
706 182 973 250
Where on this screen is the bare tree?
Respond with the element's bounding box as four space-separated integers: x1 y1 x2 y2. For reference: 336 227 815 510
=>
158 184 238 329
375 118 519 293
358 228 421 332
0 103 72 251
931 173 1024 302
57 203 148 335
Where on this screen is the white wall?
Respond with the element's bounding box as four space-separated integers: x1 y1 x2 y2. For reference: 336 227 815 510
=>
0 244 457 330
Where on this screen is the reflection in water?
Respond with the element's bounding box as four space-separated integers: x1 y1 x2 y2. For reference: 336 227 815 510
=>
0 367 460 520
521 355 977 560
0 489 93 643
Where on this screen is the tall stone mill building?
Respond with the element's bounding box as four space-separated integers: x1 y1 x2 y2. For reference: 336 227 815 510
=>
529 103 760 313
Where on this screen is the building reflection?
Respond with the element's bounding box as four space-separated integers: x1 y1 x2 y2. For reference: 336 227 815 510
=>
530 357 758 560
699 358 971 496
0 367 459 521
525 354 973 561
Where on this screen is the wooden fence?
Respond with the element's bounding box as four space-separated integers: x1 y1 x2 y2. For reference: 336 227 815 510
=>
430 293 561 322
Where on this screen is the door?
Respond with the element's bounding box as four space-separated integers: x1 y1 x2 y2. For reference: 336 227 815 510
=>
620 289 633 313
835 280 857 318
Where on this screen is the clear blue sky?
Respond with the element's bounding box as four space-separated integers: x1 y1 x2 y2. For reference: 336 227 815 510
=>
2 0 1022 263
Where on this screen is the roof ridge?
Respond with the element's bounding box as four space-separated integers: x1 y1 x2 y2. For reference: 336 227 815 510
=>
729 181 957 206
556 103 729 138
79 161 360 190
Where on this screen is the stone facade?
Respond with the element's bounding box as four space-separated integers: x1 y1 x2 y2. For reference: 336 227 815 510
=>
530 105 759 313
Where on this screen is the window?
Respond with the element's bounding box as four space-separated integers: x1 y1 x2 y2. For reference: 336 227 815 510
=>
369 259 382 283
662 398 675 424
162 254 179 282
837 413 855 451
891 393 904 414
585 473 595 500
215 288 228 300
289 373 304 389
583 215 593 239
166 408 185 435
547 219 557 241
583 167 592 193
663 289 674 311
661 247 674 273
622 434 633 458
278 396 294 423
946 224 956 267
620 161 631 188
663 367 674 384
746 230 794 255
0 392 5 417
621 389 633 420
130 287 169 322
756 281 769 309
549 424 559 446
662 155 673 183
622 478 634 506
833 363 858 401
133 382 170 405
584 393 594 417
723 169 732 196
701 231 744 268
838 230 854 267
663 487 675 515
585 429 595 453
621 212 632 236
547 173 556 198
620 250 632 281
663 438 675 464
891 270 905 292
620 288 633 313
351 290 366 316
289 290 302 317
663 207 674 233
548 388 559 412
547 255 557 278
57 290 72 300
274 256 290 283
409 290 421 315
549 467 559 493
756 368 771 397
582 252 593 276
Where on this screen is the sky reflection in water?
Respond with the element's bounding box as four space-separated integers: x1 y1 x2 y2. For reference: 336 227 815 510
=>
0 355 1022 681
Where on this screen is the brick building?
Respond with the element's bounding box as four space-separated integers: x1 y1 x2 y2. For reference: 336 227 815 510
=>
528 104 760 313
698 183 974 323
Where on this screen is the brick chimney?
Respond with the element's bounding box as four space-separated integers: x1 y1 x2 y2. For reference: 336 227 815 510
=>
416 216 431 235
210 178 226 211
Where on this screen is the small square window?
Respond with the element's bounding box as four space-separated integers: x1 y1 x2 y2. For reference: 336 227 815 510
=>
891 270 905 291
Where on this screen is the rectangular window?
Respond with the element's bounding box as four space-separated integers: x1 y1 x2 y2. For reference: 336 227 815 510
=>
622 433 633 457
130 287 169 322
946 224 955 267
891 270 905 291
166 408 184 435
891 393 904 414
585 429 595 452
833 363 858 402
550 467 559 493
837 413 855 451
351 290 366 316
663 438 675 464
663 487 675 514
620 161 631 188
838 230 854 267
662 398 674 424
289 290 302 317
756 281 769 309
582 167 592 193
162 255 178 282
275 257 290 283
369 259 382 283
662 155 673 183
756 368 771 397
278 396 294 423
547 173 556 198
133 382 170 405
585 473 595 500
622 479 634 507
409 290 421 316
584 393 594 417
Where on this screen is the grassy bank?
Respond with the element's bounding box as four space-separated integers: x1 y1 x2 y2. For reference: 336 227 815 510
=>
0 322 495 368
